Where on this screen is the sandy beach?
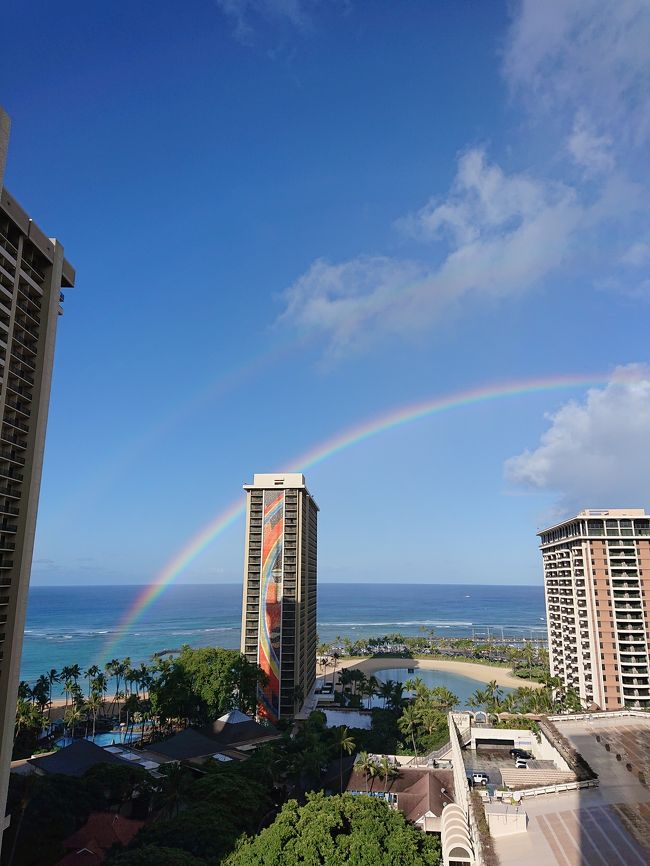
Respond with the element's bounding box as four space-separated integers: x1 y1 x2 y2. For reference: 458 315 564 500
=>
47 697 127 723
318 656 541 690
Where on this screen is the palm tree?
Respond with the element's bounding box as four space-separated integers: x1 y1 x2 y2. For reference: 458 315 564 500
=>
378 680 395 709
398 705 419 760
432 687 459 711
14 701 43 744
390 681 404 710
356 751 374 793
330 652 340 687
32 675 50 715
522 641 535 678
334 726 355 793
468 687 487 713
92 672 108 717
485 680 504 712
379 755 399 795
123 693 140 740
17 681 32 702
84 665 100 699
64 704 83 739
364 675 379 709
85 692 103 740
46 669 58 722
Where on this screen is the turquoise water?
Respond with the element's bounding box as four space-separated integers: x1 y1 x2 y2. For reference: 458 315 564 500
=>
22 583 545 690
373 667 512 707
55 731 142 748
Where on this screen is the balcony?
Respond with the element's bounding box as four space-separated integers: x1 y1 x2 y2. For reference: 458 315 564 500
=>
0 449 25 467
0 487 20 500
15 299 40 323
9 364 35 386
3 417 28 435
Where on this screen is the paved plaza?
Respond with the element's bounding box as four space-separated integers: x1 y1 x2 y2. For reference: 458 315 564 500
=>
494 716 650 866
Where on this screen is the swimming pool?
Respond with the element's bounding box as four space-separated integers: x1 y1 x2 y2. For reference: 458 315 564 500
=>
324 709 372 729
55 731 142 748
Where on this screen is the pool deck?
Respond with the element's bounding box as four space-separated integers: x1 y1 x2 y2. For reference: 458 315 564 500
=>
320 656 539 690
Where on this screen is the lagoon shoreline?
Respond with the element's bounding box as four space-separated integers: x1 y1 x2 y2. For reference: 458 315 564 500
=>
318 655 541 690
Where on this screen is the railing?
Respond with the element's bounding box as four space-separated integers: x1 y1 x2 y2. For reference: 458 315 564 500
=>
0 232 18 258
548 709 650 722
513 778 599 800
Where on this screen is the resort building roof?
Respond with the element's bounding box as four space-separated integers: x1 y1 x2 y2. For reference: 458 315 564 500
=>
345 766 455 831
144 728 222 761
196 710 279 747
55 813 144 866
28 740 128 777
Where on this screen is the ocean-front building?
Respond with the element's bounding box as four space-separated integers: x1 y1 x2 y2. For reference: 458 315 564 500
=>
539 509 650 710
241 473 318 722
0 106 76 840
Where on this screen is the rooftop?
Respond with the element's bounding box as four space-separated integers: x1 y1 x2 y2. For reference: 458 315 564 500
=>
28 740 128 777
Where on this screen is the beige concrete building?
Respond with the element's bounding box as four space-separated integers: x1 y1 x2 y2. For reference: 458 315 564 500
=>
539 509 650 710
241 473 318 722
0 106 75 836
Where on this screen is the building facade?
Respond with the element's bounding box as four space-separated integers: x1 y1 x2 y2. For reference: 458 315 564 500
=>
0 106 75 836
241 473 318 721
539 509 650 710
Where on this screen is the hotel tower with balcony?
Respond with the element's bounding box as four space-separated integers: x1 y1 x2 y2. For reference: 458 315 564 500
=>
539 509 650 710
241 473 318 722
0 107 75 837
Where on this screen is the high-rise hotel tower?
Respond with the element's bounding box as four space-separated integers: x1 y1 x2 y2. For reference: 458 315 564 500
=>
539 509 650 711
0 107 75 838
241 473 318 722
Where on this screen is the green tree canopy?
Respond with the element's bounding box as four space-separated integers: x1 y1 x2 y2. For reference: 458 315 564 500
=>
106 845 206 866
224 792 441 866
149 646 267 725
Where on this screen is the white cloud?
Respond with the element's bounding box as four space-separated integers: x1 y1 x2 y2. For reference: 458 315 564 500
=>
216 0 313 41
567 112 615 176
505 365 650 513
621 241 650 267
280 149 583 354
504 0 650 147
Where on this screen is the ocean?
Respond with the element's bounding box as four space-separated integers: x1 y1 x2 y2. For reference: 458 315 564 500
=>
21 583 546 690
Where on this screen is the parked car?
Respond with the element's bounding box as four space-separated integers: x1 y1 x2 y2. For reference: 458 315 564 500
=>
471 772 490 785
509 748 532 759
514 759 529 769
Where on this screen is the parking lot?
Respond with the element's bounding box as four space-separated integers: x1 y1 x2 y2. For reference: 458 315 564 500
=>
464 748 557 789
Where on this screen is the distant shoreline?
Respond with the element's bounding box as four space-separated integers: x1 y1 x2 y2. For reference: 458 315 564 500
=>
318 656 541 690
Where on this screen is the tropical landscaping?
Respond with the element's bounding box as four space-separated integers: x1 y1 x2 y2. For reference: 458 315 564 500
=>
318 631 550 683
7 637 585 866
12 646 268 761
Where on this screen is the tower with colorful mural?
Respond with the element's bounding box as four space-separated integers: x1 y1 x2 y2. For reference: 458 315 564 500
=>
241 474 318 722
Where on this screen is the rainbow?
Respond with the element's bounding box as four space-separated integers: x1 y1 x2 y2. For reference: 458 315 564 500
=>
99 368 643 660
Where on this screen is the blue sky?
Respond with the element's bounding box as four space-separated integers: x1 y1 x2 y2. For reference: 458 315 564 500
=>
2 0 650 586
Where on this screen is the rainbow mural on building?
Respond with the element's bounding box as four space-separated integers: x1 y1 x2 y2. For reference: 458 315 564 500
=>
257 489 284 722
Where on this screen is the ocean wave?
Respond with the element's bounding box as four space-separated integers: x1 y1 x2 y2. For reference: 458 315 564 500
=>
321 620 474 627
170 627 237 636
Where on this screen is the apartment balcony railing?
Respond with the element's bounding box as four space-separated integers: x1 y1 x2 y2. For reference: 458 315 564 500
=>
3 417 28 435
0 449 25 467
19 257 45 285
0 232 18 258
